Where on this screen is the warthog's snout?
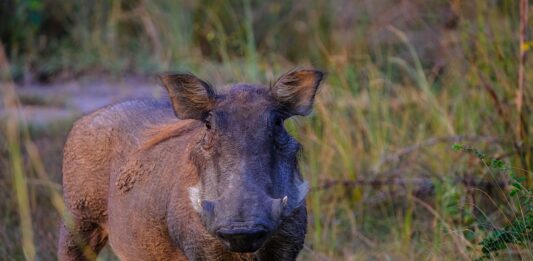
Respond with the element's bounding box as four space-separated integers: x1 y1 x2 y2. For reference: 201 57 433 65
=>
201 197 287 252
216 224 269 252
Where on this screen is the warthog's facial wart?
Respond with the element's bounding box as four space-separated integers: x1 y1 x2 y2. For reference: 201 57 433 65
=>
297 181 309 206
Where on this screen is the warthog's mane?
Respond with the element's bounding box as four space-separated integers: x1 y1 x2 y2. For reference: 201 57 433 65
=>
140 119 201 151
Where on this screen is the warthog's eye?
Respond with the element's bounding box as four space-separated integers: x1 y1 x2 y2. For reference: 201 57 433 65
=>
204 112 213 130
201 112 214 149
272 111 288 130
271 114 291 148
274 117 283 127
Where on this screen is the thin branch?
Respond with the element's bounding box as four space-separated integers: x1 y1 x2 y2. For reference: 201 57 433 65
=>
379 135 503 165
312 176 508 193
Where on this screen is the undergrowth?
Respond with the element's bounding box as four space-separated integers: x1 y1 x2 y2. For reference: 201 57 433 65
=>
453 144 532 260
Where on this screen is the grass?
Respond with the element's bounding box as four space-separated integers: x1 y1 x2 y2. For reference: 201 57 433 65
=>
1 0 532 260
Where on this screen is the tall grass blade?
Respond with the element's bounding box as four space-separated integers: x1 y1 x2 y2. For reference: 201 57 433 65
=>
0 44 36 261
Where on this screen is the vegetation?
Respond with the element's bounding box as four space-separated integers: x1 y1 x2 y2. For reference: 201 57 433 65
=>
452 144 532 260
1 0 532 260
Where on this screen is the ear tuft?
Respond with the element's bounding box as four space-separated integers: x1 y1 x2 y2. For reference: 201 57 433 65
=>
159 73 216 120
271 69 324 116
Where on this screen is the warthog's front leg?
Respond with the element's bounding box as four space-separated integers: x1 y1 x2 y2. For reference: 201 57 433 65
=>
58 220 108 261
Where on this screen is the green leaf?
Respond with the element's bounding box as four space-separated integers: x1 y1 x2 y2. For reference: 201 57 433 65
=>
490 159 505 169
452 143 464 151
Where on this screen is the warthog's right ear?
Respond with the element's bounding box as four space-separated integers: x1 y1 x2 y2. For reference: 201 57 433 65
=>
159 73 216 120
271 68 325 116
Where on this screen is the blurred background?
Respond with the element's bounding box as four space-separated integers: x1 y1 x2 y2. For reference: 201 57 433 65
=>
0 0 532 260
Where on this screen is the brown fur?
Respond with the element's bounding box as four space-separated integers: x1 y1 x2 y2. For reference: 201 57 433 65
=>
59 69 323 261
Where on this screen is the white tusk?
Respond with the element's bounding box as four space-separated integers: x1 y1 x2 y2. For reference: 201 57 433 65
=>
282 196 288 207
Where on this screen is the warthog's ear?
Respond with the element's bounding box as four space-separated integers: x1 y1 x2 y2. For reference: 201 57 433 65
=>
271 69 325 116
159 73 216 120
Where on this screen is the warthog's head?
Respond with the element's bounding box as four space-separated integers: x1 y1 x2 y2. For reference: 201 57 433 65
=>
160 69 324 252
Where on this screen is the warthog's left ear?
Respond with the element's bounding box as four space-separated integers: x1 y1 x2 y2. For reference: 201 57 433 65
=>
159 73 216 120
271 68 325 116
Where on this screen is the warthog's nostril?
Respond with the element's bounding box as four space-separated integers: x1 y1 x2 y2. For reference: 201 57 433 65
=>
216 227 267 241
215 226 269 252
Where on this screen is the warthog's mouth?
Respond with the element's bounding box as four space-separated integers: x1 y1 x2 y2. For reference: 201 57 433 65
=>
216 224 270 252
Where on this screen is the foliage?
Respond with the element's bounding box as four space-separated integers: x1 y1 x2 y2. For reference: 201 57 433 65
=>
453 144 532 260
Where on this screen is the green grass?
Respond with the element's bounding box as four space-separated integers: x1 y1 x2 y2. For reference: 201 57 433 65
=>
1 0 532 260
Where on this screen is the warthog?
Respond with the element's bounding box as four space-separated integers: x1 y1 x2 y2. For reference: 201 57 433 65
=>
58 68 324 260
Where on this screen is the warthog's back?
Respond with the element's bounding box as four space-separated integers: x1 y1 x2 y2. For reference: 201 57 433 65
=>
62 99 175 224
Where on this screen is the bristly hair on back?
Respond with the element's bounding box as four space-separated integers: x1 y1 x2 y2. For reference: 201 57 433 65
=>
140 119 201 151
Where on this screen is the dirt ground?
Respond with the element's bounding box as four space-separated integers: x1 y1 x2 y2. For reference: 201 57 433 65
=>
1 75 163 126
